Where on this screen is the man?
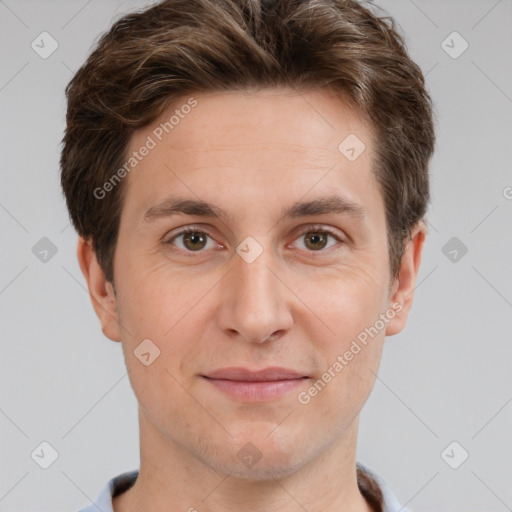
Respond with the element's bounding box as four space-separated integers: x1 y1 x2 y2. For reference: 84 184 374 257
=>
60 1 436 511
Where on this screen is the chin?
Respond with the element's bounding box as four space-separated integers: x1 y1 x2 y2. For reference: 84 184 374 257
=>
218 453 307 482
203 432 311 481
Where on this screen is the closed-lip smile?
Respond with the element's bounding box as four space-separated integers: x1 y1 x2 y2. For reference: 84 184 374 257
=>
202 367 309 402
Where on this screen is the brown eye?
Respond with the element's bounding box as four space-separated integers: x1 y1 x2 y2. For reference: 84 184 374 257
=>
165 229 215 252
303 231 329 251
181 231 208 251
293 227 343 253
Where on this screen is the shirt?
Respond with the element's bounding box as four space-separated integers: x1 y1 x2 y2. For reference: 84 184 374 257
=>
77 462 410 512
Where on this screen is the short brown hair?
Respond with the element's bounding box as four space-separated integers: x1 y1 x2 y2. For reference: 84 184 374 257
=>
60 0 436 284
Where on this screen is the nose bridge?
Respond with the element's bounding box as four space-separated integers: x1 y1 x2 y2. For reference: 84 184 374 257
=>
237 244 277 307
219 236 292 343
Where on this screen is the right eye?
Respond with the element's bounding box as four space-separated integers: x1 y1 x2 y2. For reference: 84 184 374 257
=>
163 227 220 254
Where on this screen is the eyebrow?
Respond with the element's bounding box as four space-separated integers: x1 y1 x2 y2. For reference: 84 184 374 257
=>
143 194 367 224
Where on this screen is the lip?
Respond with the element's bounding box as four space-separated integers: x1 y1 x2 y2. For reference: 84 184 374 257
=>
202 367 309 402
204 367 307 381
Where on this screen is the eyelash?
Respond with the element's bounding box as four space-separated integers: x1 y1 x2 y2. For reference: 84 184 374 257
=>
163 224 346 257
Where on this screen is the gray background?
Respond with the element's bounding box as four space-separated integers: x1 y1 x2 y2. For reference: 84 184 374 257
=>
1 0 511 511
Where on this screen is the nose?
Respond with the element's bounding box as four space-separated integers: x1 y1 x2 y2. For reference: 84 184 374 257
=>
216 240 294 344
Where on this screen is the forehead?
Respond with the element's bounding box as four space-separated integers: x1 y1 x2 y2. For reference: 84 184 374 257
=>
120 87 381 228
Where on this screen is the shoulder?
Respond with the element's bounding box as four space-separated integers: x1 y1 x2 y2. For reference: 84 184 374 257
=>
76 470 139 512
357 462 412 512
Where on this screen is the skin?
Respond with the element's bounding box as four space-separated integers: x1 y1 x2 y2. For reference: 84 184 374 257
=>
77 86 426 512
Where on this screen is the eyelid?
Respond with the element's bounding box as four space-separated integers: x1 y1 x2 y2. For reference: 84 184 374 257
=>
288 224 346 254
162 224 217 243
162 224 223 252
292 223 345 242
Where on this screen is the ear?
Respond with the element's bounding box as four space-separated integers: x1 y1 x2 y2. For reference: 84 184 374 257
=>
76 236 122 342
385 220 427 336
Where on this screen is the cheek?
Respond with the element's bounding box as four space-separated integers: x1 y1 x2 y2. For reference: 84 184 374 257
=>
301 296 385 429
296 265 388 406
311 344 383 435
302 262 390 343
115 264 217 381
116 258 199 338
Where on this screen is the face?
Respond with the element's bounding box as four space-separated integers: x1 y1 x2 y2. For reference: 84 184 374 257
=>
80 87 424 480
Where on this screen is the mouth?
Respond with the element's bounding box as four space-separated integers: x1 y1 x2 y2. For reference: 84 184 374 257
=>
201 367 309 402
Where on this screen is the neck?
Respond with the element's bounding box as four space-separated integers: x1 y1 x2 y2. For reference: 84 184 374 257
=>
113 411 374 512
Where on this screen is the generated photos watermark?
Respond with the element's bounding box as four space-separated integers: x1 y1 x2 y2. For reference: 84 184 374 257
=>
298 301 403 405
93 97 198 200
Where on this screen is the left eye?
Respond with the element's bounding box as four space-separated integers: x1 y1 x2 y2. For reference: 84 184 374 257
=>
293 229 343 252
